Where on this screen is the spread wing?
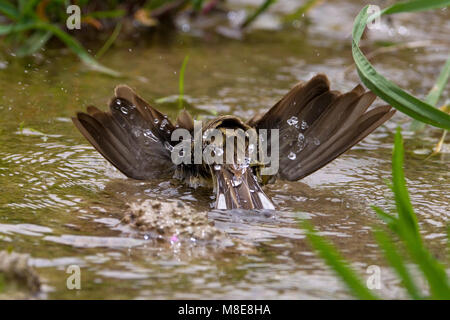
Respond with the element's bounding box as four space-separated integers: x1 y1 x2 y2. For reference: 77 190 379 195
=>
72 85 177 180
249 74 395 181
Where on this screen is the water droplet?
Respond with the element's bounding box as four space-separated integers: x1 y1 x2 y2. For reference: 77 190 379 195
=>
301 120 308 130
298 133 305 142
214 164 221 171
288 152 296 160
287 116 298 126
214 147 224 157
120 106 128 114
143 129 158 142
154 118 159 124
144 234 149 240
132 128 141 137
160 119 168 130
116 99 122 106
231 176 242 187
164 141 174 152
313 137 320 145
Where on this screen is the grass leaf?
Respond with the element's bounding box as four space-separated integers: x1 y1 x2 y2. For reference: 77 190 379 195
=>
0 0 19 20
352 3 450 130
241 0 276 29
373 229 422 299
179 55 189 109
95 21 122 59
411 55 450 131
283 0 324 23
0 21 120 76
391 128 450 299
15 29 52 57
303 221 378 300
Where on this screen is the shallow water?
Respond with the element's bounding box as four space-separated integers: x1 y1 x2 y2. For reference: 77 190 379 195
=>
0 0 449 299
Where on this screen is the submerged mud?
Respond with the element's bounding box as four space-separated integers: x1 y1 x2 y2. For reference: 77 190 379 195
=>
124 200 229 244
0 251 41 299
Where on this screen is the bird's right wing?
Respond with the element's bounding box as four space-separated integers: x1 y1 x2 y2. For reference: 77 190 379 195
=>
249 74 395 181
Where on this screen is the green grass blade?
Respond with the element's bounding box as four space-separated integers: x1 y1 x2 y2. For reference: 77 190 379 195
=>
373 229 422 299
0 0 19 20
95 21 122 59
391 128 450 299
0 21 120 76
16 30 52 57
424 55 450 108
241 0 276 29
0 24 14 35
392 128 420 237
379 0 450 15
372 205 398 226
303 221 378 300
411 55 450 130
192 0 204 11
178 55 189 109
19 0 40 18
352 4 450 130
283 0 323 23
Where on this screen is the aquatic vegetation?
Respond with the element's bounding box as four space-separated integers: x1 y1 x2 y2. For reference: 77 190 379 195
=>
178 54 189 109
0 0 291 76
351 1 450 130
304 128 450 300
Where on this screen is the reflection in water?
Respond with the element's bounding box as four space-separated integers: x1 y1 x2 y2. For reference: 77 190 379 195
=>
0 0 448 299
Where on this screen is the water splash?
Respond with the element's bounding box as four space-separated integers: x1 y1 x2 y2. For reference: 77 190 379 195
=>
287 116 298 126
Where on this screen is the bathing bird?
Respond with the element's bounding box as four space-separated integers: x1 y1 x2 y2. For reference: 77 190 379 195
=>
72 74 394 210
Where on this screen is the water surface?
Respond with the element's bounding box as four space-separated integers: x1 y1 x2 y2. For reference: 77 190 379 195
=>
0 0 449 299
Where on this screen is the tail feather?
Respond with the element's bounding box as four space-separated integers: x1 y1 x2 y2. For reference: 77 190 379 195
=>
213 165 275 210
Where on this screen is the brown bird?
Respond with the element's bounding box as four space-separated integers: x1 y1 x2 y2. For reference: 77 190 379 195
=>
72 74 394 210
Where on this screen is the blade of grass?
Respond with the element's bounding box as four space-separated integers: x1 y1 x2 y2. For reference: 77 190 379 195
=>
15 30 52 57
411 56 450 131
391 127 419 238
373 228 422 299
283 0 324 23
0 0 19 20
303 221 378 300
95 21 122 59
179 55 189 109
192 0 204 11
390 128 450 299
379 0 450 15
241 0 276 29
352 3 450 130
371 205 398 228
0 21 120 76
